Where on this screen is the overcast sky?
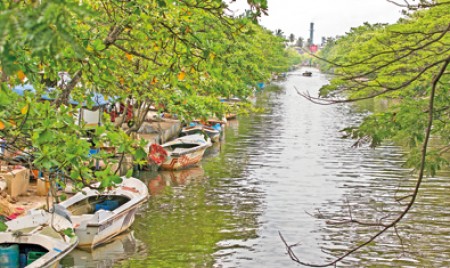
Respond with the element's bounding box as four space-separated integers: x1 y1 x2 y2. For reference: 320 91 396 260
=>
229 0 404 43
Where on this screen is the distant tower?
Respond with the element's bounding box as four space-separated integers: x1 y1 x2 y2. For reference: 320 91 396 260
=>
309 22 314 45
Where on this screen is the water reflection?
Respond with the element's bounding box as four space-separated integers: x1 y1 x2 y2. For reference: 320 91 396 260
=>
204 142 222 158
144 167 206 196
60 231 145 268
124 117 265 267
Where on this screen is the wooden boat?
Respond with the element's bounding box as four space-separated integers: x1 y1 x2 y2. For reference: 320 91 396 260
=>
220 98 241 120
0 209 78 268
149 134 212 170
193 117 226 126
58 177 148 249
302 71 312 77
180 123 221 143
219 97 242 103
225 113 237 120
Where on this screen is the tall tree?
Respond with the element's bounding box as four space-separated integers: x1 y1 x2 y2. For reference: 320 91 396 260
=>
274 29 285 39
295 37 304 47
288 33 295 44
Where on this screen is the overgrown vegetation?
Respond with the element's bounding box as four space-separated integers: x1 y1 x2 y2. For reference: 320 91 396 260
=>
0 0 297 191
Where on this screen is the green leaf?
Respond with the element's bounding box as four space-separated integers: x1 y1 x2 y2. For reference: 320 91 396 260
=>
63 228 75 238
0 221 7 232
92 39 106 51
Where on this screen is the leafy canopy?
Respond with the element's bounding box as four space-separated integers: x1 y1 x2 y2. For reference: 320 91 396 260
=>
0 0 291 191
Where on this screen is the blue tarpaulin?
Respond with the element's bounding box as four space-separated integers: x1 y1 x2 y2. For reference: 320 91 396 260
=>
11 84 55 100
68 92 113 107
11 84 115 108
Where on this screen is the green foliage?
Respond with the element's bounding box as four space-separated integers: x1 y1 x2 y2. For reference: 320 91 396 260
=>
62 227 76 238
0 0 293 193
317 3 450 176
0 221 7 232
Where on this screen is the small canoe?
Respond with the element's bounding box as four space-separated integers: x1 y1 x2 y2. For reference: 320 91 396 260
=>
193 117 227 125
181 124 221 143
225 113 237 120
302 71 312 77
58 177 148 249
0 209 78 268
150 134 212 170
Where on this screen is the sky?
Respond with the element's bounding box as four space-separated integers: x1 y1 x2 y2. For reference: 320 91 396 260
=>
229 0 404 43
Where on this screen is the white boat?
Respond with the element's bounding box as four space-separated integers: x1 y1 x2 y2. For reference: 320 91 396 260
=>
149 134 212 170
0 209 78 268
181 124 221 143
58 177 148 249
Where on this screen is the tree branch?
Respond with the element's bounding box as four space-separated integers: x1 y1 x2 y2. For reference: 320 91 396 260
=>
281 58 449 267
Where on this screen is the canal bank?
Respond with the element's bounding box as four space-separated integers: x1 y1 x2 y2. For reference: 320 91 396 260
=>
0 115 181 218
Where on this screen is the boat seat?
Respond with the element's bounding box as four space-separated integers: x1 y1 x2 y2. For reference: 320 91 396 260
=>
68 202 94 215
173 148 185 154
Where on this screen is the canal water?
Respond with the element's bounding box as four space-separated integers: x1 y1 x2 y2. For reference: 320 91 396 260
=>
61 68 450 267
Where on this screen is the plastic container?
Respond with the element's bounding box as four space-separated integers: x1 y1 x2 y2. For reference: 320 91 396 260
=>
26 251 46 265
94 200 119 212
0 244 19 268
212 123 221 132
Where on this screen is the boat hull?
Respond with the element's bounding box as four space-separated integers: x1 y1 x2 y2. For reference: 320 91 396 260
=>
0 210 78 268
76 205 141 248
161 147 208 170
181 125 221 143
0 234 78 268
59 177 149 249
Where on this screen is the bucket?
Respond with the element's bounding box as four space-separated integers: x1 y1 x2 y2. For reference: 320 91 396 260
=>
88 148 99 157
94 200 119 212
0 244 19 268
31 170 42 179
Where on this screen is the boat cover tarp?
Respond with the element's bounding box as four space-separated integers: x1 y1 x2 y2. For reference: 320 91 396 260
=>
11 84 116 108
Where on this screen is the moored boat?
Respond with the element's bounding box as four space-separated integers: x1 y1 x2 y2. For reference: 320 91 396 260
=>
58 177 148 249
0 209 78 268
180 123 221 143
149 134 212 170
225 113 237 120
302 71 312 77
